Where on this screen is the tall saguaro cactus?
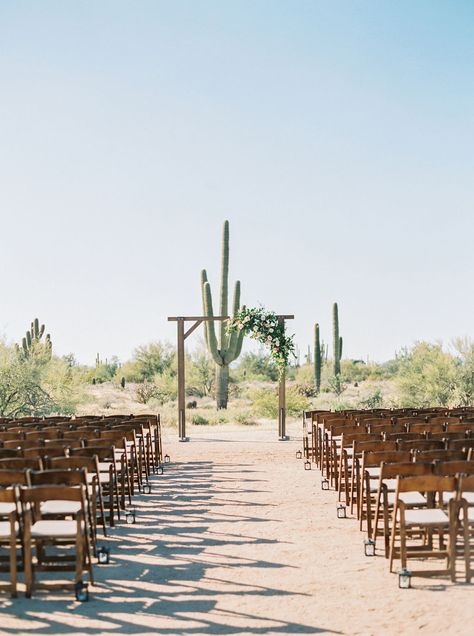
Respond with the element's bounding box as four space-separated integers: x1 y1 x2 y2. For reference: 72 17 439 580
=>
201 220 244 409
332 302 342 378
314 323 322 394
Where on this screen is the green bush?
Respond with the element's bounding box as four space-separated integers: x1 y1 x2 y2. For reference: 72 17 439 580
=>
234 411 258 426
192 414 210 425
234 352 279 382
249 386 309 418
396 342 459 407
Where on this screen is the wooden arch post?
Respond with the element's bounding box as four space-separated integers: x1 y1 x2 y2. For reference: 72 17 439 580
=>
168 316 228 441
168 314 294 441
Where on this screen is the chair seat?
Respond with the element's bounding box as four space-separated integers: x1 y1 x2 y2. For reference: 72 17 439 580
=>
404 508 449 526
387 491 426 506
0 521 19 538
98 462 113 471
366 467 380 478
87 473 111 485
31 520 78 538
0 503 16 515
41 500 82 515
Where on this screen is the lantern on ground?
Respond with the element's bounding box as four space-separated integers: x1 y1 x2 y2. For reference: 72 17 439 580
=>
337 504 346 518
398 568 412 589
126 509 136 524
304 460 311 470
364 539 375 557
97 546 110 565
75 581 89 602
143 483 151 494
164 454 170 463
321 478 330 490
296 450 302 459
157 465 164 475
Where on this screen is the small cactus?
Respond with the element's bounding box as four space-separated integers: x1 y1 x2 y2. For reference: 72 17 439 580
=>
314 323 321 394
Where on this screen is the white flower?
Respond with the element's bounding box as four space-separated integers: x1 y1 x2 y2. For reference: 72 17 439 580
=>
267 335 272 341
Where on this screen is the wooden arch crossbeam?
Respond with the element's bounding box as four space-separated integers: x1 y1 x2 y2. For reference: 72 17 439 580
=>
168 315 294 441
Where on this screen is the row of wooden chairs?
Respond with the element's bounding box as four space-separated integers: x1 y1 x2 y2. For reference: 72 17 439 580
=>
0 413 164 597
303 408 474 584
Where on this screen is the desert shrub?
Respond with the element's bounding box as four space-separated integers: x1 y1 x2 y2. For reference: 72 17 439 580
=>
153 370 178 403
186 349 214 397
327 374 347 396
119 360 144 383
452 337 474 406
234 411 258 426
396 342 458 407
359 388 384 409
234 352 279 382
135 381 158 404
0 343 83 417
249 386 309 418
132 342 175 381
192 414 210 425
294 364 315 384
294 382 318 398
333 401 353 411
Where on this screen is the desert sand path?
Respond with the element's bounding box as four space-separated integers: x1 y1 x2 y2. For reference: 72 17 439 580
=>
0 429 471 635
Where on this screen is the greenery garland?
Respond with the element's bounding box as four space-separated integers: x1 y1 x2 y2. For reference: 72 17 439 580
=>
227 307 296 378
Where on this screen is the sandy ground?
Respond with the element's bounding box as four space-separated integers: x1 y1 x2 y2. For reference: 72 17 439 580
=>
0 424 472 636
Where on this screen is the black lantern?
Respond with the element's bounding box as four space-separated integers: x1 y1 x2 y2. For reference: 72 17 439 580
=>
296 450 302 459
157 465 164 475
364 539 375 557
304 460 311 470
337 504 346 519
321 478 330 490
398 568 412 589
97 546 110 565
125 509 136 524
143 483 151 494
75 581 89 602
164 454 170 463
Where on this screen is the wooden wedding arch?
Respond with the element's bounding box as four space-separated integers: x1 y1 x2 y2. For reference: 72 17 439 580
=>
168 314 294 441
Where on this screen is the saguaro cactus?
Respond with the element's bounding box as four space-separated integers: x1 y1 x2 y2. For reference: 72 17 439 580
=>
314 323 322 394
201 220 244 409
17 318 52 360
332 302 342 378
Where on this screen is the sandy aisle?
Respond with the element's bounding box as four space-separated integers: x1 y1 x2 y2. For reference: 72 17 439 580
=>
0 428 472 635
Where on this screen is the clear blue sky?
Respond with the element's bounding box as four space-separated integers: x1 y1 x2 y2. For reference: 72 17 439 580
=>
0 1 472 364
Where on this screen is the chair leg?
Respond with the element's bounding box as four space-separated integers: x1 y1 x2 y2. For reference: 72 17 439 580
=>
9 516 17 598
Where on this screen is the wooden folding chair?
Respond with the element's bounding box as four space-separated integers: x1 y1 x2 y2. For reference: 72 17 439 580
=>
458 474 474 583
20 485 93 597
359 450 411 536
70 446 121 525
50 456 107 537
374 462 432 558
0 488 20 597
351 440 396 516
27 469 96 559
389 475 457 581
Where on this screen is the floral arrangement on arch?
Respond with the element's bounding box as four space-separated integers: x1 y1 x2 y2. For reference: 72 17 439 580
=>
227 306 296 378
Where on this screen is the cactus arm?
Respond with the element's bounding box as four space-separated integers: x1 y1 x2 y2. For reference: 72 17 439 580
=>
201 269 209 347
219 220 229 353
204 281 223 365
225 282 243 363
